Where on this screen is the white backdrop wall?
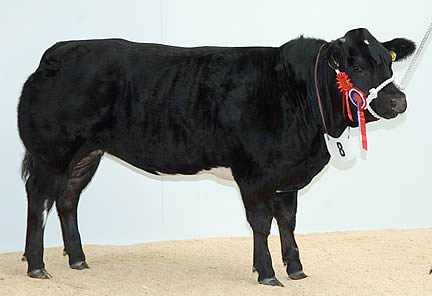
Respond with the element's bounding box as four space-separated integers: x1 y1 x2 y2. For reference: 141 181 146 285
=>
1 0 431 253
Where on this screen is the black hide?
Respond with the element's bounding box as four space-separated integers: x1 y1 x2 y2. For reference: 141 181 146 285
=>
17 28 415 284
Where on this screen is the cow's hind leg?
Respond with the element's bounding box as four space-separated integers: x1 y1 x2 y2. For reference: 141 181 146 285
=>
24 161 68 279
56 151 103 270
235 176 283 287
273 191 307 280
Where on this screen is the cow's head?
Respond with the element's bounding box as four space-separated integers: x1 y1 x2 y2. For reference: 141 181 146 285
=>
326 28 415 122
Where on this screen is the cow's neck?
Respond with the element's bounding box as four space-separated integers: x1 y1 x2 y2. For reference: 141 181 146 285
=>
277 39 348 139
314 43 348 138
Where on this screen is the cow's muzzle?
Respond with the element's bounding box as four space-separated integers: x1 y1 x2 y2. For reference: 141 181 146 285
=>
375 93 407 119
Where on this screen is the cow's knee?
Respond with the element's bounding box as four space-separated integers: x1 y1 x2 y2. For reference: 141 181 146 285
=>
245 200 273 235
273 192 297 227
56 197 76 214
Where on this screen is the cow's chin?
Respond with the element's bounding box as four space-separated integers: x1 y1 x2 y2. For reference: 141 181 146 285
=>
378 109 403 120
365 108 403 121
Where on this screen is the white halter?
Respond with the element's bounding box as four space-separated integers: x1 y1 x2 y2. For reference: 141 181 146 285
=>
334 68 396 120
365 74 396 120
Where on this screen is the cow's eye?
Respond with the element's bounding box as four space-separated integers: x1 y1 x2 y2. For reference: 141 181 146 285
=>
352 64 362 72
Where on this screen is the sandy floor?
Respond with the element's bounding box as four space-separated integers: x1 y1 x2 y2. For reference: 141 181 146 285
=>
1 229 431 296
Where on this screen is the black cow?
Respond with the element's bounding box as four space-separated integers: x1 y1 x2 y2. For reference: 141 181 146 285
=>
18 28 415 286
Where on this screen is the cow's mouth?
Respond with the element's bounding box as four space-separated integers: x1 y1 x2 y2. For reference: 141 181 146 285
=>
380 110 399 119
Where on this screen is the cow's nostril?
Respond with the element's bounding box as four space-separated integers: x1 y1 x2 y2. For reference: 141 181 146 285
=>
390 97 407 113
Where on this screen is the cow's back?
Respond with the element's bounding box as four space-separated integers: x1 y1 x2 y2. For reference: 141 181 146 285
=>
18 39 280 174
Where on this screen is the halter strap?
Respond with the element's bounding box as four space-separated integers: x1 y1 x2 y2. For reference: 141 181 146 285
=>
313 44 329 138
365 75 395 119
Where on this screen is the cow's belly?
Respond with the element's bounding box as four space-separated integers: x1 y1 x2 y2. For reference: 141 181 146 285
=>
158 167 235 181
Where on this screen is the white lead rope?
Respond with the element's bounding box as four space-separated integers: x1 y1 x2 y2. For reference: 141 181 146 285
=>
399 22 432 90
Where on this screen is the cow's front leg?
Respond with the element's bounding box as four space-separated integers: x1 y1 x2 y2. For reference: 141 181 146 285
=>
236 177 283 287
273 190 307 280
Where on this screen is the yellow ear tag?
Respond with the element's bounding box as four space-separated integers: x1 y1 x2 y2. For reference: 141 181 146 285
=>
390 51 397 62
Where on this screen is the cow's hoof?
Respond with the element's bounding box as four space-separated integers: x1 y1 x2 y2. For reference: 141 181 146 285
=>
70 261 90 270
258 277 284 287
288 270 308 280
28 269 52 279
429 268 432 275
21 255 27 262
63 249 68 256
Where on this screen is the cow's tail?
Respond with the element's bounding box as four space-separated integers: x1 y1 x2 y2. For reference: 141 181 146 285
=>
21 151 33 181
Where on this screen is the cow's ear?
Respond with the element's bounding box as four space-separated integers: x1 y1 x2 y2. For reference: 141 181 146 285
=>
382 38 416 62
326 38 345 70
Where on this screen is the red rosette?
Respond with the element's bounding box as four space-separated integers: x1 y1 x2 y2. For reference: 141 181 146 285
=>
336 72 353 93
